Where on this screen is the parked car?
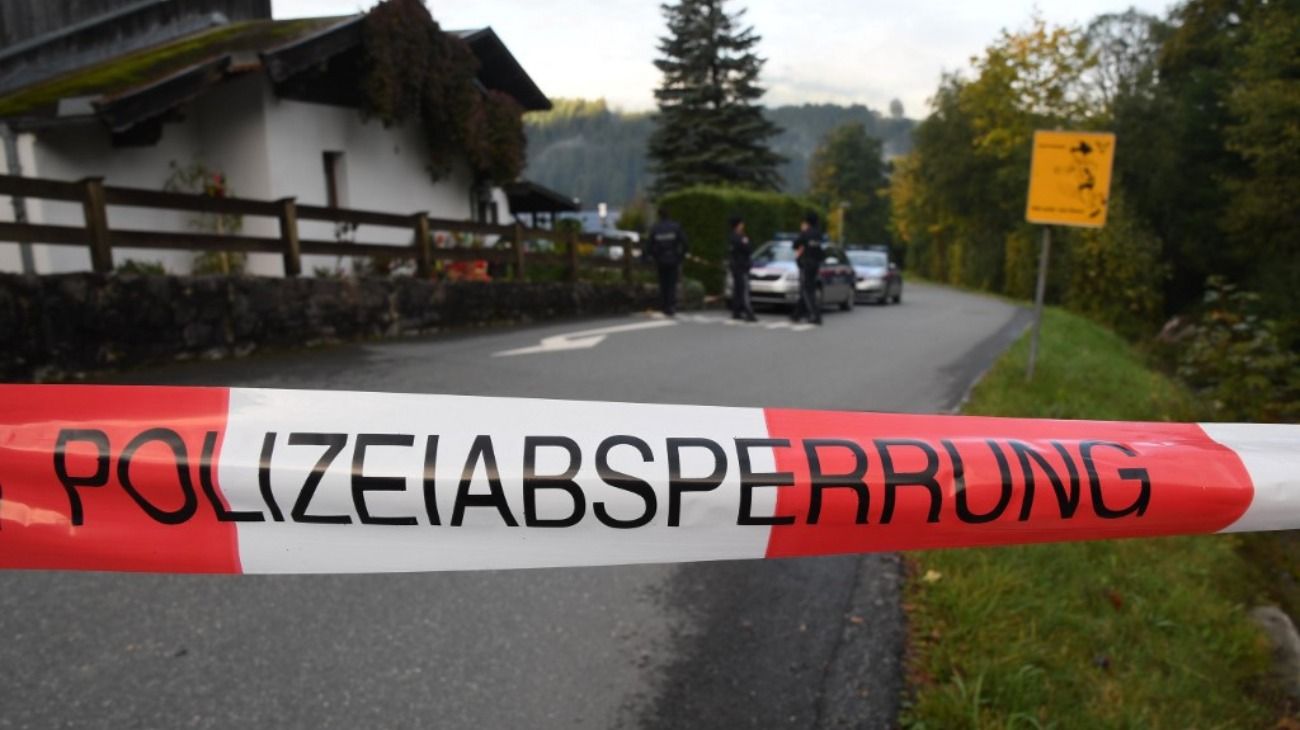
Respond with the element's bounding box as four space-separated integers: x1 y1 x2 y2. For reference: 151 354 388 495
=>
846 247 903 304
592 229 640 260
724 237 856 312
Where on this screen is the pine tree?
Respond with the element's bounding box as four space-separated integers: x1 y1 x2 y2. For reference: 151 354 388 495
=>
648 0 784 196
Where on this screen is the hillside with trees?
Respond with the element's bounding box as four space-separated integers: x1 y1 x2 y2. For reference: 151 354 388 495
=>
523 100 915 207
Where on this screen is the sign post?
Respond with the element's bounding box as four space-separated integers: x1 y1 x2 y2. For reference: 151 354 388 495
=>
1024 130 1116 380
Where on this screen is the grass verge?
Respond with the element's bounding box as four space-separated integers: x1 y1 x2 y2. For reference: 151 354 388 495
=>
902 306 1281 728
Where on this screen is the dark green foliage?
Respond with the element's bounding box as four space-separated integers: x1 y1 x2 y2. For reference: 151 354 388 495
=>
657 186 823 291
767 104 915 193
648 0 784 195
525 99 655 208
1122 1 1249 315
1222 0 1300 324
1174 277 1299 422
115 260 166 276
523 100 915 208
1061 195 1167 340
807 122 890 245
361 0 524 184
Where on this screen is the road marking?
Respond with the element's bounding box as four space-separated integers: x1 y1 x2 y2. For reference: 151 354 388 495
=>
493 319 678 356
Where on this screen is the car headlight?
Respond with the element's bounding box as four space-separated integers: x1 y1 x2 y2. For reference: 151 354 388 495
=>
782 271 799 282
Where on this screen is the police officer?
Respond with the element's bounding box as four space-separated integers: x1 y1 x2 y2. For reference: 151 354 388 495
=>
728 215 757 322
648 207 687 316
791 211 824 325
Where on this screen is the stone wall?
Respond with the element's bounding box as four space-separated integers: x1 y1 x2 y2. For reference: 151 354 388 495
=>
0 273 672 380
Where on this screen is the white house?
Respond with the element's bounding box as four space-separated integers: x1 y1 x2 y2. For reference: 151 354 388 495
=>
0 3 550 276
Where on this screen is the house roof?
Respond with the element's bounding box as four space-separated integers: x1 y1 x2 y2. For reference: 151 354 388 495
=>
0 15 551 133
0 17 343 123
505 180 581 215
451 29 551 112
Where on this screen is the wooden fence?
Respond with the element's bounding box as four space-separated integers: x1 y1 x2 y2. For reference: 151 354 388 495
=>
0 173 639 282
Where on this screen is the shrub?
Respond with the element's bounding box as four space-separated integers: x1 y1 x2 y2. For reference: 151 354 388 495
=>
658 186 824 292
1062 196 1167 340
1174 277 1299 422
115 259 165 275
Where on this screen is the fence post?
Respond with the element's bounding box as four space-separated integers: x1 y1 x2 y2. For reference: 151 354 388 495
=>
513 223 526 281
79 177 112 273
277 197 301 277
623 239 634 283
567 230 579 283
413 213 432 279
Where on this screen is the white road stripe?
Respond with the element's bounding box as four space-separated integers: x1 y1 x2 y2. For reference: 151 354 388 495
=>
494 319 677 356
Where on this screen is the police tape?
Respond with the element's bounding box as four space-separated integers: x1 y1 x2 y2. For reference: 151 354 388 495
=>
0 384 1295 574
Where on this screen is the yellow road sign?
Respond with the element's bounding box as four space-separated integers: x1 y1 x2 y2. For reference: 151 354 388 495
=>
1025 130 1116 228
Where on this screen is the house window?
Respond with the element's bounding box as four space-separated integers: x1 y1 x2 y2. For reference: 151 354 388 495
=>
323 151 346 208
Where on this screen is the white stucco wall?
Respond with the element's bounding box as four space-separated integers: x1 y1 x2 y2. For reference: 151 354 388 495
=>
0 72 480 276
0 130 40 272
258 90 476 275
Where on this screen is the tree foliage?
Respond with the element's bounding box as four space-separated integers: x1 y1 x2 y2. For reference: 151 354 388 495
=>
807 122 890 244
524 100 914 207
891 1 1298 420
648 0 784 195
1222 0 1300 321
890 18 1096 292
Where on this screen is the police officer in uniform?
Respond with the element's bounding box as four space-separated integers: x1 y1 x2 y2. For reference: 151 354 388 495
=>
728 215 757 322
791 211 824 325
648 207 687 316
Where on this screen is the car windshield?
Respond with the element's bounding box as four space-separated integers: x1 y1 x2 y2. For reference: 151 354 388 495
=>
847 251 888 267
752 241 796 263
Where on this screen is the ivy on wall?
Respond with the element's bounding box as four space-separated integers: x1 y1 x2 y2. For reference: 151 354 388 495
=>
360 0 525 184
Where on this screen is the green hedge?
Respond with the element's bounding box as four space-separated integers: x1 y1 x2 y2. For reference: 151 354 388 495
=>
659 186 825 293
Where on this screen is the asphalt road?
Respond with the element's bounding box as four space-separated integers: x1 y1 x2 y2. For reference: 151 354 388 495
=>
0 281 1029 729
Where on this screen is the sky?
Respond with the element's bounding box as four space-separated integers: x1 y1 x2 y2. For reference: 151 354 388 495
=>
271 0 1174 117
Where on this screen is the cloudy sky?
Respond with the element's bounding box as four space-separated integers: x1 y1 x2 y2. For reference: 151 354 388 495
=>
272 0 1173 117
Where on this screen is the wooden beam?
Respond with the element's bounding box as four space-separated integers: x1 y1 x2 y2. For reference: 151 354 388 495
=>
277 198 302 277
0 174 84 202
80 177 112 273
104 184 281 217
413 213 433 278
513 223 525 281
0 221 88 246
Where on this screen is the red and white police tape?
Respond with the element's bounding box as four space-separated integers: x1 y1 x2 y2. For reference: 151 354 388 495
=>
0 385 1295 574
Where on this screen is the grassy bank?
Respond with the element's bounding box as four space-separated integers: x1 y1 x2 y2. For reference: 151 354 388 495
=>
902 307 1280 728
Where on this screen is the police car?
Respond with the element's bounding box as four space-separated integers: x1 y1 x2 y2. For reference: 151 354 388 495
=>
724 235 857 312
846 245 904 304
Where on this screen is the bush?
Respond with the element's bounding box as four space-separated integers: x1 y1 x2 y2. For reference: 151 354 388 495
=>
115 259 166 275
1062 196 1167 340
1173 277 1299 422
658 186 824 293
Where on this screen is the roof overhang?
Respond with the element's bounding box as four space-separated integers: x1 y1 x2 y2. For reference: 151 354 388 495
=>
1 17 550 134
505 180 580 215
453 28 551 112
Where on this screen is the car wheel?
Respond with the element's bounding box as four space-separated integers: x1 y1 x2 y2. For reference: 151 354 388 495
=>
893 287 902 304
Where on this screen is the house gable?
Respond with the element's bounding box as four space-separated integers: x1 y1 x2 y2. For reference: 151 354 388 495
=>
0 14 551 138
